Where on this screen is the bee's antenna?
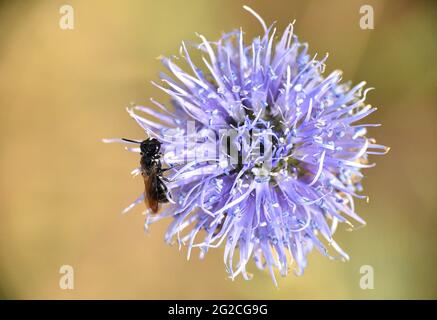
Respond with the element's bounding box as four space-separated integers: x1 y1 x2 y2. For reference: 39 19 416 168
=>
122 138 142 144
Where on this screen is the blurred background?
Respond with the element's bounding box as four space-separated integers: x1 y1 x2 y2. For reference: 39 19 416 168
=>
0 0 436 299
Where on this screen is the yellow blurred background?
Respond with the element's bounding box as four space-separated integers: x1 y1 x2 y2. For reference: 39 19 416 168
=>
0 0 436 299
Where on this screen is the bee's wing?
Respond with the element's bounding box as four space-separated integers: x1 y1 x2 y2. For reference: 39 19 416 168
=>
144 171 159 213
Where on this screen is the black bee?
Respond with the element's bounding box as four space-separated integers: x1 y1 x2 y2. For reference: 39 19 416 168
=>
123 138 170 213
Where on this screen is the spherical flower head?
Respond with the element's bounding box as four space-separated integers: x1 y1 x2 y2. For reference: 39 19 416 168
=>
108 6 388 285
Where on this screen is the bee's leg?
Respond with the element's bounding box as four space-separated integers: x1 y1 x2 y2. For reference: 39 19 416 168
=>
159 193 170 203
160 176 171 183
157 179 170 203
160 165 176 172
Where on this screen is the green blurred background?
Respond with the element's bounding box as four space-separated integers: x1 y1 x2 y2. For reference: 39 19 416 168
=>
0 0 436 299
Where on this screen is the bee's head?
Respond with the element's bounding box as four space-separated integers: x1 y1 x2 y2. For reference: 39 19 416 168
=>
140 138 161 156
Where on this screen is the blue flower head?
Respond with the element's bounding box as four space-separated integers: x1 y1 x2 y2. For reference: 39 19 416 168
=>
106 6 388 285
